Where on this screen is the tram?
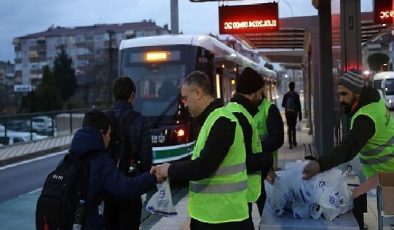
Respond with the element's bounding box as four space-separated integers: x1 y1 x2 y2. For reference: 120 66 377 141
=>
118 34 277 163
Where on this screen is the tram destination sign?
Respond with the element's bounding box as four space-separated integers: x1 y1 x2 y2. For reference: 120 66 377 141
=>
219 3 279 34
374 0 393 24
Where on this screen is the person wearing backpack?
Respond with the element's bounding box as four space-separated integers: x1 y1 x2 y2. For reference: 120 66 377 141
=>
282 81 302 149
36 110 157 230
104 77 153 230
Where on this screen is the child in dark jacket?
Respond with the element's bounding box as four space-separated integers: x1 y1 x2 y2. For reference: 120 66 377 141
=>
70 110 156 230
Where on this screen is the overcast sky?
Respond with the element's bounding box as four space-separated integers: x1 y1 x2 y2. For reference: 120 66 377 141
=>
0 0 373 62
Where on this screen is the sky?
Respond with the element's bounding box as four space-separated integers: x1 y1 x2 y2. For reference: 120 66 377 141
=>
0 0 373 62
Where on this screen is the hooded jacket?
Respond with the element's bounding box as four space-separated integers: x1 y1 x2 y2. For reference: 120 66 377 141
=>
318 86 380 171
69 126 156 230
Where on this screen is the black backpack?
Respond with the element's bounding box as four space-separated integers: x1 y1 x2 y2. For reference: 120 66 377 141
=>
285 93 298 113
105 110 139 176
35 151 102 230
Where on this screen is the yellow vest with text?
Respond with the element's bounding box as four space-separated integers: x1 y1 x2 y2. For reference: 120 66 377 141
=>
350 99 394 178
189 107 249 223
254 98 279 161
226 102 262 202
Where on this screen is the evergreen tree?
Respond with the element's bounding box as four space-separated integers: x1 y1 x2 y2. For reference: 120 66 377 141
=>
19 91 38 113
53 47 77 101
36 65 63 111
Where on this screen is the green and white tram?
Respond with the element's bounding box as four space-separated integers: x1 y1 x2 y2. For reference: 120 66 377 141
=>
118 34 276 163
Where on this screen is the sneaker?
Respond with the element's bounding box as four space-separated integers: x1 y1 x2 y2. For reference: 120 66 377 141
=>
289 145 293 149
294 142 298 147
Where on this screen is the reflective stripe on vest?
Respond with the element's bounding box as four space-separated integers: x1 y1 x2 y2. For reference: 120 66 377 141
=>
226 102 262 202
190 180 248 194
213 163 246 177
188 107 248 224
359 152 394 165
359 136 394 156
350 99 394 177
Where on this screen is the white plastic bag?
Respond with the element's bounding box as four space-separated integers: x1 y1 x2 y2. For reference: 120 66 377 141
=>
146 180 177 216
312 169 353 221
296 122 302 131
266 161 353 221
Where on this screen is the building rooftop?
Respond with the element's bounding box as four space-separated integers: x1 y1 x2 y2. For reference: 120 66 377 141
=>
16 20 168 39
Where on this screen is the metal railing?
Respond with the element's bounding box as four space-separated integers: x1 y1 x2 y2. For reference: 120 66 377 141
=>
0 108 101 146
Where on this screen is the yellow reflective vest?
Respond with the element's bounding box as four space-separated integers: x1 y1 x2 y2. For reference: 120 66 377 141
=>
189 107 249 223
351 99 394 178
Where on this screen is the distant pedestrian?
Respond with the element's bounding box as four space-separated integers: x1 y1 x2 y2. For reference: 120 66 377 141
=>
104 77 153 230
282 81 302 149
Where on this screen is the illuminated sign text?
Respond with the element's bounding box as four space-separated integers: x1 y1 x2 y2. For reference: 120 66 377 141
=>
374 0 393 24
219 3 279 34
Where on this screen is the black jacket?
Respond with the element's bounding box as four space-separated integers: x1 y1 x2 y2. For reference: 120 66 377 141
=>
111 101 153 172
69 127 156 230
319 86 379 171
282 90 302 119
168 99 237 181
228 95 284 176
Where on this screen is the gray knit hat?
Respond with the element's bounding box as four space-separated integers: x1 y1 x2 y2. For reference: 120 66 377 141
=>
338 69 364 94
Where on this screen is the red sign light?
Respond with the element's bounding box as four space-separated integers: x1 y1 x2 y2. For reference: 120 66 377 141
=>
374 0 394 24
219 3 279 34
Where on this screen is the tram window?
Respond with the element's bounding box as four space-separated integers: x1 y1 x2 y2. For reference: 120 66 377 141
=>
374 80 382 89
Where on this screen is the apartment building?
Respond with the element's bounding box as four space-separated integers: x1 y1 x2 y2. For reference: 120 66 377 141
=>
13 20 170 89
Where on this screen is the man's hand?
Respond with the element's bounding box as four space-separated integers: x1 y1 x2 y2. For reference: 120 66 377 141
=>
150 163 171 183
302 160 320 180
266 169 277 185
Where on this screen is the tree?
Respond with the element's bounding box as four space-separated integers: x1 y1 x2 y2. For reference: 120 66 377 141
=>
36 65 63 111
367 53 389 72
19 91 38 113
53 47 77 101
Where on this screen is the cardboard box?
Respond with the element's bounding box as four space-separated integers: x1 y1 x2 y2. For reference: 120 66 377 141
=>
378 172 394 215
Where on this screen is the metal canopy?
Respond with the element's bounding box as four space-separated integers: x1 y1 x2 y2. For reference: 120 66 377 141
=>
234 13 388 69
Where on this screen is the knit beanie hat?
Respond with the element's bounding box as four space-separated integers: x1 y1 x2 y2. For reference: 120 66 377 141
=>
236 67 264 94
338 69 364 94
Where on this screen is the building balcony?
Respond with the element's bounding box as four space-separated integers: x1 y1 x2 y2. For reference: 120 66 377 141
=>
29 56 47 62
30 69 42 75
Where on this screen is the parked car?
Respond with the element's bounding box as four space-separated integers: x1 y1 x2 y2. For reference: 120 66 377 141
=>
32 116 56 135
0 130 47 146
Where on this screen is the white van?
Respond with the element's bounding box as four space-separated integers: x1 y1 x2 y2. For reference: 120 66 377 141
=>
372 71 394 109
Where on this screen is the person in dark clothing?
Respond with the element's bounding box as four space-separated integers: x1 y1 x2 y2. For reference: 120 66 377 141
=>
151 71 251 230
282 81 302 149
70 110 156 230
228 67 283 226
303 69 394 181
104 77 153 230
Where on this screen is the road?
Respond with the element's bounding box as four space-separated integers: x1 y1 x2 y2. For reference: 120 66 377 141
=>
0 151 66 203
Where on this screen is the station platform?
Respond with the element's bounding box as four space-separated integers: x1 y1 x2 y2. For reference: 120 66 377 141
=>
0 118 382 229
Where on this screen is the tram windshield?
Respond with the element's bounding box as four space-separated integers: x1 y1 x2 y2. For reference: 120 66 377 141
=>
120 47 190 117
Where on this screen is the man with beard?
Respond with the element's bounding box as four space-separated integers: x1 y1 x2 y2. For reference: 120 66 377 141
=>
303 69 394 180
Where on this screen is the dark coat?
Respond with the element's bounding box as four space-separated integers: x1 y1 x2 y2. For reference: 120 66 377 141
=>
69 127 156 230
111 101 153 172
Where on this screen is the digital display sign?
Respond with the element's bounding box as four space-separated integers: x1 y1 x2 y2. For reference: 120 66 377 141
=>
219 3 279 34
374 0 394 24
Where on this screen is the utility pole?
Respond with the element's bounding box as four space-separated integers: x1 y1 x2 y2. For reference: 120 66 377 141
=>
107 30 115 104
170 0 179 34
